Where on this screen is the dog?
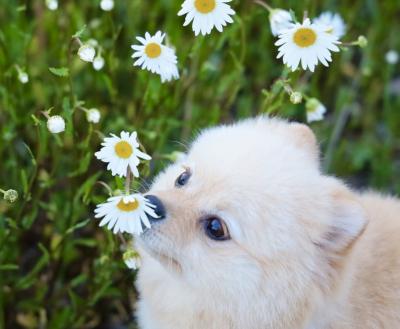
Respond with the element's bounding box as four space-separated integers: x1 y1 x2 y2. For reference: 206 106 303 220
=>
135 117 400 329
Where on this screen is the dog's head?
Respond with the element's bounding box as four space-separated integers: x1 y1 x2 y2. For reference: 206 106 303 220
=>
138 117 367 326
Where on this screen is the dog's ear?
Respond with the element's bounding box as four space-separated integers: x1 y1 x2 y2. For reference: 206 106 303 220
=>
289 123 319 163
319 188 368 258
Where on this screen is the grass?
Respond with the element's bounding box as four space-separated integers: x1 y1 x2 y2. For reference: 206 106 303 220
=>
0 0 399 328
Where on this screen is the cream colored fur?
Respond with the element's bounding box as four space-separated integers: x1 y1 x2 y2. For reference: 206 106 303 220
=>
135 117 400 329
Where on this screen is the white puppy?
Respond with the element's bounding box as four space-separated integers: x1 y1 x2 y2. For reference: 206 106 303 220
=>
135 117 400 329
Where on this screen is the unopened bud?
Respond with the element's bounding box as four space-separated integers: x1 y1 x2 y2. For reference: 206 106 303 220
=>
357 36 368 48
4 189 18 203
290 91 303 104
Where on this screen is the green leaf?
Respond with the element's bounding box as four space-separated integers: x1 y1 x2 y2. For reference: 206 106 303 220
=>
72 25 87 38
16 243 50 290
20 169 28 195
49 67 69 77
0 264 19 271
68 152 92 177
65 218 90 235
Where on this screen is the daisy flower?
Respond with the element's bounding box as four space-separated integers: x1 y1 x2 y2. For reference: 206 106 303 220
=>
313 12 346 39
94 194 157 235
95 131 151 177
275 18 340 72
306 98 326 123
177 0 235 36
269 9 293 37
131 31 179 83
47 115 66 134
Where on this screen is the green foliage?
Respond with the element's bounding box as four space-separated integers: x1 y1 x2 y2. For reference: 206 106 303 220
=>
0 0 399 328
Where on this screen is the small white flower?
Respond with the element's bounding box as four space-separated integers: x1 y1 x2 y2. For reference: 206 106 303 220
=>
94 194 157 235
313 12 346 39
275 18 340 72
47 115 66 134
93 56 105 70
269 9 293 36
123 250 141 269
78 44 96 62
290 91 303 104
46 0 58 10
18 72 29 84
95 131 151 177
131 31 179 83
87 108 101 123
178 0 235 36
306 98 326 123
100 0 114 11
385 50 399 65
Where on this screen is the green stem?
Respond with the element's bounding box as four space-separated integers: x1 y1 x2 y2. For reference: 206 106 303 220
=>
125 167 131 195
323 106 353 172
253 0 273 12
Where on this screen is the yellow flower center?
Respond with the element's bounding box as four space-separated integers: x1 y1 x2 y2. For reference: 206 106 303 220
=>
293 28 317 48
194 0 216 13
117 198 140 212
114 141 133 159
145 42 162 58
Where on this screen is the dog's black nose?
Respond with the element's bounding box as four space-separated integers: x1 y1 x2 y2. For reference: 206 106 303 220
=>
145 195 166 221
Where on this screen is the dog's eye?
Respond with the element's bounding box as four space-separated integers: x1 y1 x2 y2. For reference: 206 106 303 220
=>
175 170 191 187
204 217 230 241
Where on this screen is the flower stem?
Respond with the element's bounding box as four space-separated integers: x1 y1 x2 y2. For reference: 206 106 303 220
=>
72 37 83 47
96 181 113 196
253 0 273 12
118 233 127 246
41 111 51 119
125 167 131 195
0 188 5 195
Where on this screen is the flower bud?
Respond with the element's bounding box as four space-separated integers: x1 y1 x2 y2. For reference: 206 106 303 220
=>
123 249 141 270
47 115 66 134
87 108 101 124
290 91 303 104
4 189 18 203
78 44 96 62
357 36 368 48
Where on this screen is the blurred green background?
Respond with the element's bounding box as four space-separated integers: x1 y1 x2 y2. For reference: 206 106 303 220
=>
0 0 399 328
